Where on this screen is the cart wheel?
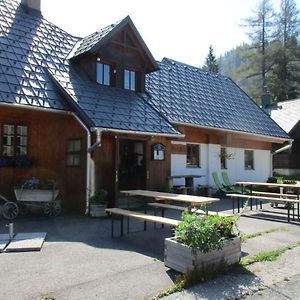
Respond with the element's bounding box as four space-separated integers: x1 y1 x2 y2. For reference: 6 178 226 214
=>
43 201 61 217
2 202 19 220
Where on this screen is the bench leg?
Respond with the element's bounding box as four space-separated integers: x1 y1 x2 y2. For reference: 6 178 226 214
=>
237 199 240 213
260 201 262 209
154 207 157 229
293 204 295 221
162 208 165 228
288 207 290 223
298 202 300 220
121 215 124 236
232 199 235 214
111 214 114 238
250 199 253 210
144 220 147 231
127 216 130 234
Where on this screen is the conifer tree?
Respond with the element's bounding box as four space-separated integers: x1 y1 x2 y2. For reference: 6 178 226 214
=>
203 45 219 73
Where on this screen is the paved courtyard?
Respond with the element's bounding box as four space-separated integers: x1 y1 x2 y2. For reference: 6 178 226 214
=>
0 199 299 300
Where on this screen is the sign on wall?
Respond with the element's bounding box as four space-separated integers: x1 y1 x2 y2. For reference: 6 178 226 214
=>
152 143 165 160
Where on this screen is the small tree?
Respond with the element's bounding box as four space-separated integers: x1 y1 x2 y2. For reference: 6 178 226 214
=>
203 45 219 73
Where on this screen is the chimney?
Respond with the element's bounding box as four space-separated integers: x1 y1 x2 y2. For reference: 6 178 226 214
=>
21 0 41 13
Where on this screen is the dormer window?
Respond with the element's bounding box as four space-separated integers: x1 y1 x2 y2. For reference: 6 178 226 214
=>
124 69 136 91
96 63 110 86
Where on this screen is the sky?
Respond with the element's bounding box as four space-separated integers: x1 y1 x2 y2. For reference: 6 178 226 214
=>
42 0 290 68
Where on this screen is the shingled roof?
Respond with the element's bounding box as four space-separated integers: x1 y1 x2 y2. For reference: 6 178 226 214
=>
0 0 78 110
145 58 290 139
0 0 291 140
0 0 179 136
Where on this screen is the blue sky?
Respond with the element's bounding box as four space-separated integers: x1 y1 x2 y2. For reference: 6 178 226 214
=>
42 0 290 67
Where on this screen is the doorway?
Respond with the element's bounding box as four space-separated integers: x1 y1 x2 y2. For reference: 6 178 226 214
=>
118 139 146 190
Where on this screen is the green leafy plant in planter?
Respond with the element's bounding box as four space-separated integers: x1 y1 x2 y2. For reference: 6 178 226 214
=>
89 188 108 217
175 212 239 253
164 212 241 274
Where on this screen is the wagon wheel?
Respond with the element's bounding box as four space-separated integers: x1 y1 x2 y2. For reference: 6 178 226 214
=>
2 201 19 220
19 203 30 216
43 201 61 217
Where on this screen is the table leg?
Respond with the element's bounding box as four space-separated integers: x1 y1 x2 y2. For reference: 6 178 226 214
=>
121 215 124 236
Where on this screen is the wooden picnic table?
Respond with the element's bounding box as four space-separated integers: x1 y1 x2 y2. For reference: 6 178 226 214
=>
120 189 219 206
167 174 206 193
236 181 300 198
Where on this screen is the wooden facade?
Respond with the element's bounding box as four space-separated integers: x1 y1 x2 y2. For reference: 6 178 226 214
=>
0 106 87 212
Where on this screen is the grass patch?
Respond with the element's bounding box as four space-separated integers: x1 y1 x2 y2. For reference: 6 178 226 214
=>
242 241 300 266
152 276 185 299
241 227 288 242
37 295 57 300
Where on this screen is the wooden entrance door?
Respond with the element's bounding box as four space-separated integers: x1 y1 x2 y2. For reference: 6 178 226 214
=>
118 139 146 190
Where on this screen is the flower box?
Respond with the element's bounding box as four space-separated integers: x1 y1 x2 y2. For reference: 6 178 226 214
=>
164 236 241 274
90 203 107 217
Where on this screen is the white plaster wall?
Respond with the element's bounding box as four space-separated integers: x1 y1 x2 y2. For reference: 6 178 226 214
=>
171 143 271 188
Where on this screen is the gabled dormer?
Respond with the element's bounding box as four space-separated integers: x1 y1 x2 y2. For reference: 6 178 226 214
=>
69 16 158 92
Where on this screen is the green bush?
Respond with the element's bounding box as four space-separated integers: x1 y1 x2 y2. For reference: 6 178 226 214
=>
175 212 238 253
89 188 108 204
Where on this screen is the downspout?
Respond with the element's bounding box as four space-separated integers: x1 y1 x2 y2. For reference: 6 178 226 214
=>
270 140 293 176
72 113 92 215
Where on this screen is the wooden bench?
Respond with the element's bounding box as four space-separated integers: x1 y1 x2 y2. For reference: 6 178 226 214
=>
226 193 300 222
105 208 180 237
147 202 230 217
252 191 297 198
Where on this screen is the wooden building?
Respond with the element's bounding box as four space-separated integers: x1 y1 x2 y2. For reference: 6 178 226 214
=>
0 0 291 213
270 99 300 175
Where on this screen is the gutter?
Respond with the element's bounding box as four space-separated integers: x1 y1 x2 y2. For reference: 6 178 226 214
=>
72 114 103 215
172 121 291 143
91 126 185 138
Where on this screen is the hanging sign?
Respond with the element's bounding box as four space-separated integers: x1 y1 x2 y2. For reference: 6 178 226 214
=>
152 143 165 161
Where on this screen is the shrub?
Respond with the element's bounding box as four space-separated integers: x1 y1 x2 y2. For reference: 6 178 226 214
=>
89 188 108 204
175 212 238 253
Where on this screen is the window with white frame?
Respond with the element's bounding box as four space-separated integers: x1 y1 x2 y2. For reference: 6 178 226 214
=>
186 144 200 167
124 69 136 91
2 124 28 156
96 63 110 86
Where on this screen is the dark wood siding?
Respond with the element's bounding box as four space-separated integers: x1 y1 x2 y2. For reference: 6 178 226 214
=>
0 106 87 212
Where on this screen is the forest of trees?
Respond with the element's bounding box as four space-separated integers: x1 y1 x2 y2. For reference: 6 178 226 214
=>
215 0 300 105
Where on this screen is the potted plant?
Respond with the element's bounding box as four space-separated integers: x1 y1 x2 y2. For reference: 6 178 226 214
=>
89 189 108 217
164 212 241 274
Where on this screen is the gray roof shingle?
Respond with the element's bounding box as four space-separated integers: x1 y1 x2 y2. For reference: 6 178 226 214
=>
47 64 180 135
270 99 300 134
145 58 290 139
0 0 79 110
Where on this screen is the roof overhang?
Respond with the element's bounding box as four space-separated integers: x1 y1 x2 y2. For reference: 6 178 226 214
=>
173 121 292 144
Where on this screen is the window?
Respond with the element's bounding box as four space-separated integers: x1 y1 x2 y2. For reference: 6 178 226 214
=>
244 150 254 170
124 69 136 91
96 63 110 85
220 147 227 169
186 144 200 167
2 124 27 156
66 139 82 167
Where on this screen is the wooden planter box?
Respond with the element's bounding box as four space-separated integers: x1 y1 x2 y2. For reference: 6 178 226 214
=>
164 236 241 274
90 204 107 217
14 189 59 202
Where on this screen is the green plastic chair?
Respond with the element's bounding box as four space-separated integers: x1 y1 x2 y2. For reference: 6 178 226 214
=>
212 172 233 194
221 171 248 194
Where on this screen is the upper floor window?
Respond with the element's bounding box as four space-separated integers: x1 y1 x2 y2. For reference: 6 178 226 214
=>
186 144 200 167
96 63 110 86
2 124 28 156
244 150 254 170
124 69 136 91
